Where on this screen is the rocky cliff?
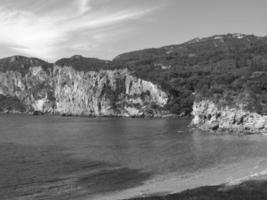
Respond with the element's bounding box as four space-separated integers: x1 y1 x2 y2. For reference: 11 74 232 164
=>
191 100 267 134
0 65 55 113
1 33 267 127
53 66 168 116
0 56 168 117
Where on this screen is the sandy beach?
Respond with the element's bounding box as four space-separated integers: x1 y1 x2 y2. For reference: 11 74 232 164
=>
92 157 267 200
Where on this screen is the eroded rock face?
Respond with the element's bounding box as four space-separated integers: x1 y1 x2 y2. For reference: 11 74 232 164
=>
191 100 267 134
0 66 54 113
0 66 169 117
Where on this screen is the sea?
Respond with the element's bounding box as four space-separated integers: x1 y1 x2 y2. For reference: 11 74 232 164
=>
1 114 267 200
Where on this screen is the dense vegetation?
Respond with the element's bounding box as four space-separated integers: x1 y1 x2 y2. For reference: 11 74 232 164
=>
113 34 267 115
55 55 114 71
0 56 52 74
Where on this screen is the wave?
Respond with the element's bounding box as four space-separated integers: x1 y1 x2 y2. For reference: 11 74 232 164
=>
226 158 267 186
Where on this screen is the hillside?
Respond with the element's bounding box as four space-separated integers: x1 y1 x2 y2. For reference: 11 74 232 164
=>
113 33 267 115
55 55 112 72
0 56 53 74
0 33 267 128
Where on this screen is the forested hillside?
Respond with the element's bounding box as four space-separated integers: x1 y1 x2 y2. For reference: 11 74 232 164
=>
113 33 267 115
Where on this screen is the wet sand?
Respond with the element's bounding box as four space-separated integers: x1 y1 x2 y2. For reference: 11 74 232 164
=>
126 179 267 200
93 158 267 200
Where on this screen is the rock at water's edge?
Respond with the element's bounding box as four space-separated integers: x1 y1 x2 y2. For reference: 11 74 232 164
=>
191 100 267 134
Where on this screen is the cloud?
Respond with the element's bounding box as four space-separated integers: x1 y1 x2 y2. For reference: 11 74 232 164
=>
78 0 91 15
0 0 155 60
0 8 63 59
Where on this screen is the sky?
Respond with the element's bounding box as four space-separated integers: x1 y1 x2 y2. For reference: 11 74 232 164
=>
0 0 266 61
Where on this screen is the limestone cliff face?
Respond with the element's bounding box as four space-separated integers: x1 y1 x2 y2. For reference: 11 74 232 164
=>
53 66 168 116
191 100 267 134
0 65 168 117
0 66 54 113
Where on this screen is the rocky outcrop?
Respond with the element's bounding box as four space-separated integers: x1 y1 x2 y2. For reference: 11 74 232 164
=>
0 66 55 113
53 66 168 116
0 63 169 117
191 100 267 134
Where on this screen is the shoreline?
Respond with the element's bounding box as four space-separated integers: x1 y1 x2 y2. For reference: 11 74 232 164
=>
124 173 267 200
0 111 183 119
125 178 267 200
92 157 267 200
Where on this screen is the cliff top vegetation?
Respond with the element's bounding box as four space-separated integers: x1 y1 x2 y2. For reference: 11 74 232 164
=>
0 56 52 74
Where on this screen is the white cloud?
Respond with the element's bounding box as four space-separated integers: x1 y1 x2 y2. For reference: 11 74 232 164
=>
78 0 91 15
0 0 154 60
0 8 63 59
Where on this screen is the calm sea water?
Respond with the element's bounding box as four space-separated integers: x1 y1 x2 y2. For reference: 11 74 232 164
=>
1 114 267 200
